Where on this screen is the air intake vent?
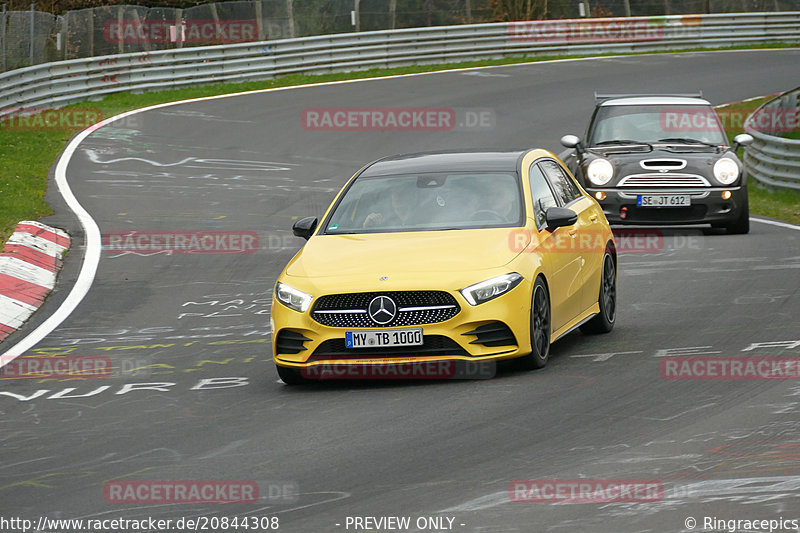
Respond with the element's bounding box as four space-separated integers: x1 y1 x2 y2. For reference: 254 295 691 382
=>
275 330 311 354
462 322 517 347
640 159 687 170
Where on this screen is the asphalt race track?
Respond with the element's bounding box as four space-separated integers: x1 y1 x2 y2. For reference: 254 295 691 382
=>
2 49 800 532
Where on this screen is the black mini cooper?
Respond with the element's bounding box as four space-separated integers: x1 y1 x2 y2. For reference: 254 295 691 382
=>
560 94 753 234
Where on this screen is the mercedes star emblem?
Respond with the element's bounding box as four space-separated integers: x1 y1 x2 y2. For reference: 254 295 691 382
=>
367 295 397 325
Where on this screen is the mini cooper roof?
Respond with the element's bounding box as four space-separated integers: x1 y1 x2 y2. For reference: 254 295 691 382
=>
595 92 711 107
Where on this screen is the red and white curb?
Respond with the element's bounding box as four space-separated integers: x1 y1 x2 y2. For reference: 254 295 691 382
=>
0 221 70 343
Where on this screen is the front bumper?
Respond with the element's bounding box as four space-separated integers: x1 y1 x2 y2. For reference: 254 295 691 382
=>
586 186 746 225
271 284 533 369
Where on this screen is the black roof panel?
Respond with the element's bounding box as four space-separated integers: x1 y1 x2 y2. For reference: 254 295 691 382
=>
360 150 527 177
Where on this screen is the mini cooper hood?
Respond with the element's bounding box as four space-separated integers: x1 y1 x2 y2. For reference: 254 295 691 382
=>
586 147 734 178
286 228 525 278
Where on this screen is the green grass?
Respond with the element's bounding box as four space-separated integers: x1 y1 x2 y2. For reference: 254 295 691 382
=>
717 97 800 226
0 130 64 239
1 42 799 243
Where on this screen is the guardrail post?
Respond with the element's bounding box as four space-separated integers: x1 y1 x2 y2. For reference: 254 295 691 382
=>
175 8 183 49
286 0 294 38
117 5 124 54
87 8 94 57
256 0 265 41
61 13 67 60
1 4 6 72
29 2 34 65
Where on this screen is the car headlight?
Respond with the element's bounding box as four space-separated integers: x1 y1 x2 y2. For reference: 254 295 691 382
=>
586 158 614 186
460 273 523 306
275 282 313 312
713 157 740 185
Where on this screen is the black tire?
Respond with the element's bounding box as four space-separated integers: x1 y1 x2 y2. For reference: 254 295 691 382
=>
518 277 551 370
724 187 750 235
580 250 617 335
276 364 306 385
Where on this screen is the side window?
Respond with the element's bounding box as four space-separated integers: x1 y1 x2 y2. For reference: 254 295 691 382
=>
529 163 558 231
539 159 583 205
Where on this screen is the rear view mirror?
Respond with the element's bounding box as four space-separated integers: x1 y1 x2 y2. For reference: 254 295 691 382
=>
292 217 318 240
560 134 584 154
545 207 578 231
732 133 754 151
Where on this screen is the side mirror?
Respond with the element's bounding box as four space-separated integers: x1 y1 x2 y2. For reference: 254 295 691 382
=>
561 134 584 154
292 216 318 240
545 207 578 231
732 133 754 151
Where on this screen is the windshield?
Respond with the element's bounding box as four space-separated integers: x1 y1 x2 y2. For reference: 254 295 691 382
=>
588 104 728 146
324 172 523 234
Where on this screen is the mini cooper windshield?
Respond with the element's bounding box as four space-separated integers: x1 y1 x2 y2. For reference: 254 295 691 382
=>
324 172 524 233
589 104 728 147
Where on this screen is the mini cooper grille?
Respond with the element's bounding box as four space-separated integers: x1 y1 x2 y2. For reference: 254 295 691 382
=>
618 174 710 188
307 335 469 360
312 291 460 327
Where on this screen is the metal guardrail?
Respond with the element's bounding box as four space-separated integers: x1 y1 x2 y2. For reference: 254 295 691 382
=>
1 12 800 117
744 86 800 191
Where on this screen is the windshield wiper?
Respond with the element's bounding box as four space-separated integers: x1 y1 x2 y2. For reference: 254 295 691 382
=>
593 139 653 147
657 137 719 147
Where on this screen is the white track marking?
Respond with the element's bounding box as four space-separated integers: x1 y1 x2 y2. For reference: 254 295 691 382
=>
751 217 800 231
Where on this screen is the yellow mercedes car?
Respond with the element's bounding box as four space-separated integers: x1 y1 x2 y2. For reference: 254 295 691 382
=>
271 150 616 384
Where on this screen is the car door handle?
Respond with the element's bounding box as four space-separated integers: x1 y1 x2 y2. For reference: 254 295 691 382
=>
590 214 598 221
568 229 578 237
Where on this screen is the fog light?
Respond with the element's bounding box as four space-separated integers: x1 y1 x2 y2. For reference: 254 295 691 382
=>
595 191 607 201
620 206 628 220
721 190 732 200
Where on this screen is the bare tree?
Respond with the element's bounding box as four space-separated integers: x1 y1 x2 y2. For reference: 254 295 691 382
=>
488 0 550 20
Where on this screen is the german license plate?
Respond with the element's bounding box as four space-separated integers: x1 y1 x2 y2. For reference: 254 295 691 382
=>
637 195 690 207
345 328 423 348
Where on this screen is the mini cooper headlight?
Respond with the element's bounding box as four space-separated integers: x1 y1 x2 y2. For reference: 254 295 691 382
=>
275 282 313 312
460 273 523 306
713 157 740 185
586 158 614 186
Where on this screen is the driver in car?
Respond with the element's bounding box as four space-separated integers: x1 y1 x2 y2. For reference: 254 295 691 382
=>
482 183 518 222
363 185 419 229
